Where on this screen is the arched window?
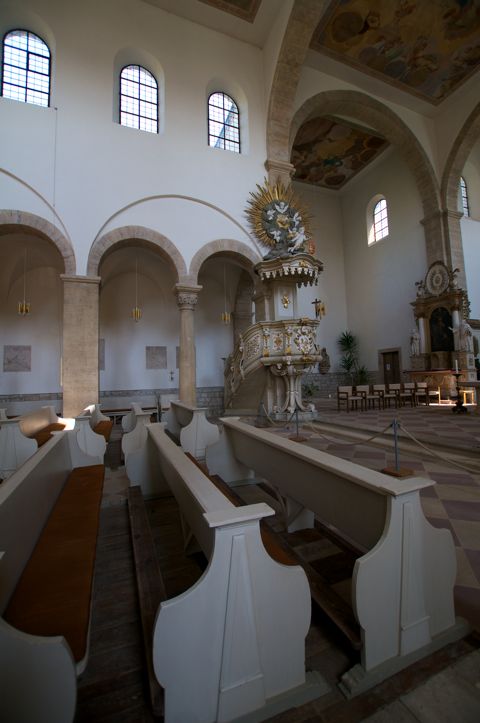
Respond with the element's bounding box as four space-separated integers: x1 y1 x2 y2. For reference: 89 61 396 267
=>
2 29 51 107
208 92 240 153
460 176 470 217
372 197 389 242
120 65 158 133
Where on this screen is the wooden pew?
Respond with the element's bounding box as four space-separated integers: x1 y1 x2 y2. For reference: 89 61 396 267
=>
82 403 114 442
0 406 72 480
165 400 219 459
0 429 104 723
205 417 469 698
128 423 323 722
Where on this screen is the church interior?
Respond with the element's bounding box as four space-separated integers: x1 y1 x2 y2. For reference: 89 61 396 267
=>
1 1 480 721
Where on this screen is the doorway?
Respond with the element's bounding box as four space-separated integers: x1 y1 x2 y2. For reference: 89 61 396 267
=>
381 350 400 385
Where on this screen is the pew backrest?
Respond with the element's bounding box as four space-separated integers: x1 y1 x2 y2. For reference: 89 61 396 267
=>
165 400 219 459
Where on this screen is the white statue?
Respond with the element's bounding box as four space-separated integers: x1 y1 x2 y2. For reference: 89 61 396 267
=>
410 327 420 356
459 319 473 352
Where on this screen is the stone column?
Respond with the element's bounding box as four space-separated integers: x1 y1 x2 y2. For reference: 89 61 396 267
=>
175 285 202 406
61 275 100 417
418 317 428 353
442 209 467 291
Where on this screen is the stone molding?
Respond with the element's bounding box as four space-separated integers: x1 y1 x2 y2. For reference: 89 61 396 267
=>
61 274 101 285
0 209 76 275
188 239 260 284
87 225 187 279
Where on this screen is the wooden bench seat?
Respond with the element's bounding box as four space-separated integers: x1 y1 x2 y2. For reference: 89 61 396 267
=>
93 419 113 442
30 421 67 447
4 464 104 664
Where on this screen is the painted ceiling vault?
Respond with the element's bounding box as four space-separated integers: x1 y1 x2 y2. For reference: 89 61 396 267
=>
311 0 480 104
291 116 388 190
198 0 261 22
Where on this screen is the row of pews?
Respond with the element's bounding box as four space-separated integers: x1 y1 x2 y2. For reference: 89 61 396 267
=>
125 407 469 720
0 403 113 480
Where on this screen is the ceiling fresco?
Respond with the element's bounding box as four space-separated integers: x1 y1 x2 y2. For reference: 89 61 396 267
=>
197 0 261 22
291 116 388 190
311 0 480 103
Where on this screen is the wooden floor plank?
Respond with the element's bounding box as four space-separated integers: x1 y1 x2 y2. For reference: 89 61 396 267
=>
127 486 166 718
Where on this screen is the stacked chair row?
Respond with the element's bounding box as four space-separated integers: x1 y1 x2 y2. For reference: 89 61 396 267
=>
337 382 440 411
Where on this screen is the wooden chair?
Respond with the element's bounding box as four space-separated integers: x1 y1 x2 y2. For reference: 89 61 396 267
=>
355 385 380 410
337 386 365 412
398 382 416 407
372 384 398 409
387 383 403 407
415 382 429 405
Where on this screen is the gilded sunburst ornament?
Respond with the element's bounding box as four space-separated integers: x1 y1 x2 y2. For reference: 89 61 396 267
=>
246 179 314 259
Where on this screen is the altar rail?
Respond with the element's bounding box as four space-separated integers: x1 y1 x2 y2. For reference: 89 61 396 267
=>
205 418 468 696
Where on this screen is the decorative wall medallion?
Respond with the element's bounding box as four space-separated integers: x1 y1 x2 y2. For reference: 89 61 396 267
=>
425 262 449 296
4 345 31 372
246 179 314 259
146 346 167 369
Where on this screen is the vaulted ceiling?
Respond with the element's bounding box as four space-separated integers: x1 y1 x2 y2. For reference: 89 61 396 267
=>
143 0 480 189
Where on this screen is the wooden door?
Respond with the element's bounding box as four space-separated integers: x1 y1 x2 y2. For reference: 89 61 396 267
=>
382 351 400 385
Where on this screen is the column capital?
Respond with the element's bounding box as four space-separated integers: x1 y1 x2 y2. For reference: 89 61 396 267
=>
264 158 295 187
60 274 101 285
175 284 202 310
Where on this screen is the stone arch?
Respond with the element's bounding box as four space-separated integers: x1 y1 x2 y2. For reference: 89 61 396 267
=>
87 225 187 280
266 0 329 170
441 101 480 210
189 239 261 285
290 90 440 219
0 209 76 274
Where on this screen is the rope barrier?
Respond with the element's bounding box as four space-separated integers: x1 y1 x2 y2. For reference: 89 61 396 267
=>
303 416 480 475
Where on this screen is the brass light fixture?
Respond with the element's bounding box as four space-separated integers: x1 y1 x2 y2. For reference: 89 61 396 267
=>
132 256 142 322
221 263 231 324
18 248 31 316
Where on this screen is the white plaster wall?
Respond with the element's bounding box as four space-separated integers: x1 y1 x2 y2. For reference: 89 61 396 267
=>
0 0 268 275
197 260 243 387
99 269 179 391
340 150 427 372
293 182 347 366
0 265 62 395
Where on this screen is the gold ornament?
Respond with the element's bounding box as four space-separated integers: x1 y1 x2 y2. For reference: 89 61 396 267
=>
246 179 313 257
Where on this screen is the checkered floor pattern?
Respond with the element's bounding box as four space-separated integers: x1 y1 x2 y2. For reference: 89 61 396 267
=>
267 399 480 630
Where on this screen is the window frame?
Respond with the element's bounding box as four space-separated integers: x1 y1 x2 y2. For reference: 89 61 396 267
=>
372 197 389 244
1 28 51 107
119 63 159 134
207 91 241 154
460 176 470 217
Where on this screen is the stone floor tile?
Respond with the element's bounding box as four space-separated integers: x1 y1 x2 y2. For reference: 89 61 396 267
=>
465 549 480 585
400 666 480 722
436 485 480 502
443 499 480 522
420 496 448 519
361 700 419 722
455 548 480 589
450 520 480 550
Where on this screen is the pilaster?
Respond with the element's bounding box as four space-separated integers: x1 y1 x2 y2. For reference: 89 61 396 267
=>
61 275 100 417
